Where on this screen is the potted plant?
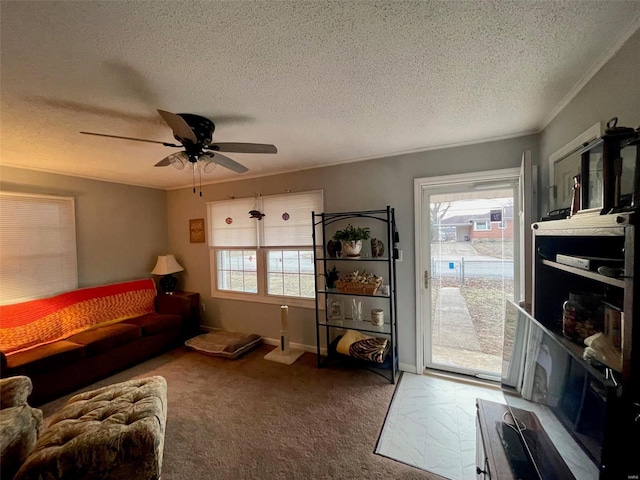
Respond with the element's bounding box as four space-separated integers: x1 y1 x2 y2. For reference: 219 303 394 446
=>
324 266 340 289
332 224 370 257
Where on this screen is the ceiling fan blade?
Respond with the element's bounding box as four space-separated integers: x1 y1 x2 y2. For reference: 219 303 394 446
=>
210 152 249 173
157 109 197 143
79 131 181 147
154 157 171 167
207 142 277 154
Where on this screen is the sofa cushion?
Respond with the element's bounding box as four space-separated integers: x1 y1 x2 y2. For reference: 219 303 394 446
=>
66 323 142 356
121 313 182 337
6 341 86 375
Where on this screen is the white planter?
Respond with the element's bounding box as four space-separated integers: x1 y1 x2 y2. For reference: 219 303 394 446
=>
341 240 362 257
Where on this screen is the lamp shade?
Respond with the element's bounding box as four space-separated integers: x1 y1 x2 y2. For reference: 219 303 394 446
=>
151 254 184 275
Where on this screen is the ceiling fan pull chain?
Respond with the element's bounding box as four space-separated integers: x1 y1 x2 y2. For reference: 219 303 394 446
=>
199 164 203 197
193 165 196 194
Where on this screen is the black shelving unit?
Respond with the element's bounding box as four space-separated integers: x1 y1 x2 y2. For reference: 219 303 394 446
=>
531 212 639 479
312 207 399 383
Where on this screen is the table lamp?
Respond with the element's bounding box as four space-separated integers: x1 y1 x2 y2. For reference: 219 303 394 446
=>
151 254 184 294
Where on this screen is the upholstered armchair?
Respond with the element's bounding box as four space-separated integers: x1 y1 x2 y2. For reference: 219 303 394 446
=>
0 376 43 479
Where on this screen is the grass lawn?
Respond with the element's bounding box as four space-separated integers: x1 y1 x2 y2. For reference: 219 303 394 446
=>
472 240 514 259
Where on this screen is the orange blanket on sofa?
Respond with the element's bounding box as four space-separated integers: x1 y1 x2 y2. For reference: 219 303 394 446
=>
0 279 157 354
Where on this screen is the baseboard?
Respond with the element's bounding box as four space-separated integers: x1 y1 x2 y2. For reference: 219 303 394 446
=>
199 325 217 332
261 337 327 356
199 326 412 366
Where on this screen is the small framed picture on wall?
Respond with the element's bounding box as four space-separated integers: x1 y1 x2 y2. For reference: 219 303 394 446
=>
189 218 205 243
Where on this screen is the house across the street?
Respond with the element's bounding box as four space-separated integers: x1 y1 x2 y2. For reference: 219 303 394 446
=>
437 206 514 242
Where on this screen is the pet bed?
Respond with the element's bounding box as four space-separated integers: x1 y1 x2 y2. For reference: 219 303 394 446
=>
185 330 262 359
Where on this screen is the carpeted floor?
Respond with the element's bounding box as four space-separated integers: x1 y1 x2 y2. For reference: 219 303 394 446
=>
40 344 445 480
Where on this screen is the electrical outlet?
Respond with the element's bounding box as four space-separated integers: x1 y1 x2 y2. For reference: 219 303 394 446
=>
201 303 206 312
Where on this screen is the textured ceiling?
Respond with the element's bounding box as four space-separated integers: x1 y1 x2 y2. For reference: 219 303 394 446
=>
1 1 639 190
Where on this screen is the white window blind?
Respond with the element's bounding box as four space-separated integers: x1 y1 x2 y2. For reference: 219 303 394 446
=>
208 190 323 305
208 191 323 248
0 192 78 305
262 191 323 247
207 198 257 247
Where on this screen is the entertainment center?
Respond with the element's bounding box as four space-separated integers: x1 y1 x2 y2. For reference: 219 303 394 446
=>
476 212 639 479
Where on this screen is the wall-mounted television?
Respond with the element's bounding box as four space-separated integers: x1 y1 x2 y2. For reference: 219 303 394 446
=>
500 300 620 479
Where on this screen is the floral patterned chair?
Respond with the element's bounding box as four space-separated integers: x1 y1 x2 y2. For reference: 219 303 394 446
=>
0 376 43 480
14 376 167 480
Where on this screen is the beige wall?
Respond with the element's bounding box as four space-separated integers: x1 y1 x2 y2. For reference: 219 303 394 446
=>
539 29 640 215
3 29 635 372
169 28 639 370
167 134 538 369
0 165 169 287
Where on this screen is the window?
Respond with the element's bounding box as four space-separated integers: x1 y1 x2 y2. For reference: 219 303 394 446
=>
0 192 78 305
266 250 315 297
473 220 491 231
216 249 257 293
498 220 507 230
208 191 323 306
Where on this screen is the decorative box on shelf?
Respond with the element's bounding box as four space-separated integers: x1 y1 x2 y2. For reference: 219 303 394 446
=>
334 277 382 295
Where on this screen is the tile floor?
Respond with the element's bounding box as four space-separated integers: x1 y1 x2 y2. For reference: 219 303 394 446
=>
376 371 600 480
376 371 505 480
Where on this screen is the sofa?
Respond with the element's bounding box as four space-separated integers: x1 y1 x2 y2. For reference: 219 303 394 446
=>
0 279 193 406
0 376 43 480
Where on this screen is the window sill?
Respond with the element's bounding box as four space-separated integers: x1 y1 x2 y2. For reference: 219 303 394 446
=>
211 291 321 310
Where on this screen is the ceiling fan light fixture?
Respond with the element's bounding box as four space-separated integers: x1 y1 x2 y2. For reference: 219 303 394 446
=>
166 152 188 170
198 153 218 173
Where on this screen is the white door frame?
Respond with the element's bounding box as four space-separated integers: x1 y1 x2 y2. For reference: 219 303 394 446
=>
414 168 521 374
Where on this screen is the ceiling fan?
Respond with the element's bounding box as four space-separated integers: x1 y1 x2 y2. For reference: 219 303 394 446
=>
80 109 277 194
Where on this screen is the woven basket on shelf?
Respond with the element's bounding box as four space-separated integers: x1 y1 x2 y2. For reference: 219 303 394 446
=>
334 278 382 295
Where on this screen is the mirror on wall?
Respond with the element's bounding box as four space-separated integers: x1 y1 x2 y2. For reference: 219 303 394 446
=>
548 122 602 213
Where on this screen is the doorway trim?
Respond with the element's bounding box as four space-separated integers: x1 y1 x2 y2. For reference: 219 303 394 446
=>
414 168 521 374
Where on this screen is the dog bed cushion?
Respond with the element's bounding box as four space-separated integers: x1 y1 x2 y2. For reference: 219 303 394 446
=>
185 331 262 359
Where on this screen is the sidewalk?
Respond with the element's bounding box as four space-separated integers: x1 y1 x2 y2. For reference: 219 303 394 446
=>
432 287 502 373
433 287 480 351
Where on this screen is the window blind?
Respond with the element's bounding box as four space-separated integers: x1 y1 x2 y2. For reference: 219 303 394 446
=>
207 191 323 248
207 198 257 247
262 191 323 247
0 192 78 305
